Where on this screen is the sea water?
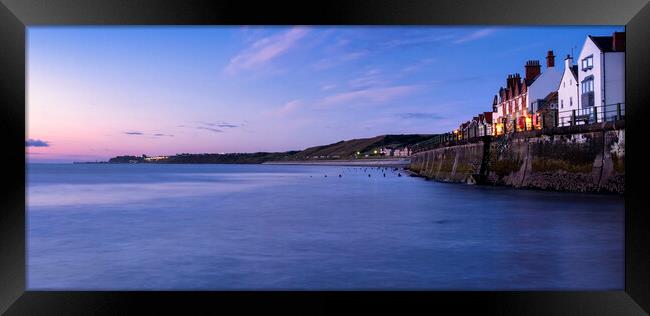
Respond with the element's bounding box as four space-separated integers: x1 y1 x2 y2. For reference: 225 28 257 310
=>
27 163 624 290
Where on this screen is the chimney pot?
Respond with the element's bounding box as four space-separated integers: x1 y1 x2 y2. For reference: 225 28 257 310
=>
525 60 541 81
546 50 555 68
613 32 625 51
564 54 573 69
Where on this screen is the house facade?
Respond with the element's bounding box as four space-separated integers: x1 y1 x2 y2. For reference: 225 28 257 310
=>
557 55 580 126
533 91 559 128
492 50 562 134
477 112 493 136
576 32 625 123
492 63 535 135
526 51 563 114
393 147 411 157
379 147 394 156
492 72 528 135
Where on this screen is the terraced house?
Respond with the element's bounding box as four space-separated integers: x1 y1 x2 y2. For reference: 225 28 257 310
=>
492 51 562 135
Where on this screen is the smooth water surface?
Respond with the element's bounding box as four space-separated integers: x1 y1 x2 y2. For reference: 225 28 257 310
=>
27 163 624 290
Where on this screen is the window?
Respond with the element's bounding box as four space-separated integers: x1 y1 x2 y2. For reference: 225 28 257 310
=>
569 97 573 106
581 76 595 107
560 99 563 109
581 55 593 70
563 81 565 88
581 76 594 94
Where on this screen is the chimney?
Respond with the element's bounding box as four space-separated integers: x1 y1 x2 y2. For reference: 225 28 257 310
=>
564 54 573 69
613 32 625 51
546 50 555 68
525 60 541 81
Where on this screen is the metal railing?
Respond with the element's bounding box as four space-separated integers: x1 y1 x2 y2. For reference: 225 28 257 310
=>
411 102 625 154
410 132 457 153
556 102 625 127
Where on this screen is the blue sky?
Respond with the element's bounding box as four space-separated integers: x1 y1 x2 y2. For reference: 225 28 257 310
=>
27 26 623 162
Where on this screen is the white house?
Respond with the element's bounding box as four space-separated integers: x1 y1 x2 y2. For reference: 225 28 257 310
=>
477 112 493 136
557 55 580 126
526 51 563 118
576 32 625 123
379 147 394 156
393 147 411 157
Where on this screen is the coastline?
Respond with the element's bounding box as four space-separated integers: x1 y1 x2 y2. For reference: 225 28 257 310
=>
263 158 410 167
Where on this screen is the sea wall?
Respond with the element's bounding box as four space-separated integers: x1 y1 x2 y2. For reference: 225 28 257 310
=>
409 121 625 193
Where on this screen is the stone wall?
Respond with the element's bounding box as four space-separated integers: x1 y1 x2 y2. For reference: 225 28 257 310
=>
409 121 625 194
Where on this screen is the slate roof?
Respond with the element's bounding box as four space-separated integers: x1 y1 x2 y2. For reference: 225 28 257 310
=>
570 65 578 80
589 35 625 52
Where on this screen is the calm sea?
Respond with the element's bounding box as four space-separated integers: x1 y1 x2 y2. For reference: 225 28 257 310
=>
27 163 624 290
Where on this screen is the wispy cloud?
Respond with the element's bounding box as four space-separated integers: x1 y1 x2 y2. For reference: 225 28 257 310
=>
274 99 303 117
453 28 496 44
347 68 387 89
201 121 240 128
153 133 174 137
196 126 224 133
397 112 444 120
320 84 337 91
400 58 436 75
317 85 419 108
383 33 456 48
225 27 309 74
26 139 50 147
312 50 368 71
124 131 144 136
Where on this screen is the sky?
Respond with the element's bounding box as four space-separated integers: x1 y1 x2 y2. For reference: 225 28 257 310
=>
27 25 624 162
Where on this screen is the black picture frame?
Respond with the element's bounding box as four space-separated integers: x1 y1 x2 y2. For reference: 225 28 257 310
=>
1 0 648 314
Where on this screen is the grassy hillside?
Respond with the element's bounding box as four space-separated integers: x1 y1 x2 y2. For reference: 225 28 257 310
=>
288 134 436 160
107 134 436 164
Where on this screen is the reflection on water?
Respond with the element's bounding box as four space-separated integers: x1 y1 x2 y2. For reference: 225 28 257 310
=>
27 163 624 290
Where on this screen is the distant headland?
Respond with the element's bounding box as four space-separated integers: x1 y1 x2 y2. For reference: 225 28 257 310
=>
84 134 434 165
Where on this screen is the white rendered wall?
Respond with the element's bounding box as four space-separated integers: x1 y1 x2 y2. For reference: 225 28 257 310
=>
577 38 603 121
527 66 563 113
603 52 625 120
557 58 580 126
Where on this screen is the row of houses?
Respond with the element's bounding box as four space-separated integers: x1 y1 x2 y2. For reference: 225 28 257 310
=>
454 31 625 139
379 147 411 157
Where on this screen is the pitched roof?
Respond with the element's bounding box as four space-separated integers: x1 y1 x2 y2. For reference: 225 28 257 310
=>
570 65 578 79
483 112 493 123
544 91 558 102
589 35 624 52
